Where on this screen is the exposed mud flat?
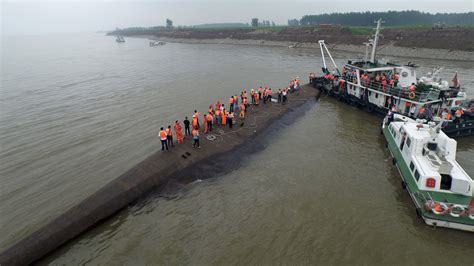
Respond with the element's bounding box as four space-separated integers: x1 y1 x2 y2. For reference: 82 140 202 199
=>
145 36 474 61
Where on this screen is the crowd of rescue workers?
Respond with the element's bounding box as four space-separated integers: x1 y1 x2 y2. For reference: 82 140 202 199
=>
158 78 301 151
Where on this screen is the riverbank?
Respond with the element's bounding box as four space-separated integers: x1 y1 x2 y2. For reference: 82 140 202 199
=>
110 26 474 61
0 85 320 265
144 36 474 61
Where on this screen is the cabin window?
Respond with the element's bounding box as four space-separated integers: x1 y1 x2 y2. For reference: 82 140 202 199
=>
368 91 372 96
440 174 452 190
375 93 379 99
414 170 420 181
409 161 415 172
406 137 411 147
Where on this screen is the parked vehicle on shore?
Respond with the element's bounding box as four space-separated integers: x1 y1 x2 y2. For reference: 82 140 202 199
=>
382 114 474 232
115 35 125 43
312 19 473 137
149 40 166 46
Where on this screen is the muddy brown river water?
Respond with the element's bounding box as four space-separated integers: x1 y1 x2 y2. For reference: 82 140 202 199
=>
1 33 473 265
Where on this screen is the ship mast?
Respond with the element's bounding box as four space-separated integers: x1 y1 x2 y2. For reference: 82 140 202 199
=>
370 18 384 63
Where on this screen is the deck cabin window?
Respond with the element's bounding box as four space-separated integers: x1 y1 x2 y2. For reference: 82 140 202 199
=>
409 161 415 172
414 170 420 181
375 93 378 99
406 137 411 147
440 174 452 190
368 91 372 96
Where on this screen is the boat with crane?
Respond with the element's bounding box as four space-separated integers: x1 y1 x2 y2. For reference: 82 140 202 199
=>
313 19 473 137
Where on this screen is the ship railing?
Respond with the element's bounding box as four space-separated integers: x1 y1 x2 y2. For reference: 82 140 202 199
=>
343 75 437 103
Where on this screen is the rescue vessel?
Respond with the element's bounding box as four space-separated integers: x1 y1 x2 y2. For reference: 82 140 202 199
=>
382 114 474 232
313 19 473 137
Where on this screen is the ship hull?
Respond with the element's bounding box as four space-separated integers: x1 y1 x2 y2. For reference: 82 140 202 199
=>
313 79 474 137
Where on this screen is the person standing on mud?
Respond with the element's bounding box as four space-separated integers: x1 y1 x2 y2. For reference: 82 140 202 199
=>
206 112 213 132
228 111 234 128
194 110 200 128
215 106 221 126
267 88 272 103
159 127 168 151
278 89 282 103
166 125 174 148
239 108 245 126
174 121 184 144
282 89 288 104
192 127 200 148
183 117 191 136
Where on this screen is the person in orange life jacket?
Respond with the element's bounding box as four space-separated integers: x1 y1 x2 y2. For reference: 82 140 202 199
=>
455 108 464 123
215 107 221 126
159 127 168 151
258 86 263 100
208 104 214 115
240 102 246 114
241 90 247 102
250 89 255 104
194 110 200 127
166 125 174 147
394 73 400 86
191 115 199 129
221 108 227 125
206 112 213 132
418 105 426 119
239 108 245 127
215 100 220 113
192 127 200 148
255 92 260 105
183 117 191 136
267 88 272 103
228 95 234 112
174 121 184 144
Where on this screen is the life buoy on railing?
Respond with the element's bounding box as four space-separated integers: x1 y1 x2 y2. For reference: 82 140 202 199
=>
469 209 474 220
431 202 448 215
408 91 416 100
448 204 466 218
424 200 435 211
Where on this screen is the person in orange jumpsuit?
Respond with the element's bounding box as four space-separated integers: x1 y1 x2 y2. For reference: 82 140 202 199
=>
174 121 184 144
221 109 227 126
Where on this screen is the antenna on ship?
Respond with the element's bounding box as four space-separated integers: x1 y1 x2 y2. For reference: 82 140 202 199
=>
363 41 371 62
370 18 384 63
